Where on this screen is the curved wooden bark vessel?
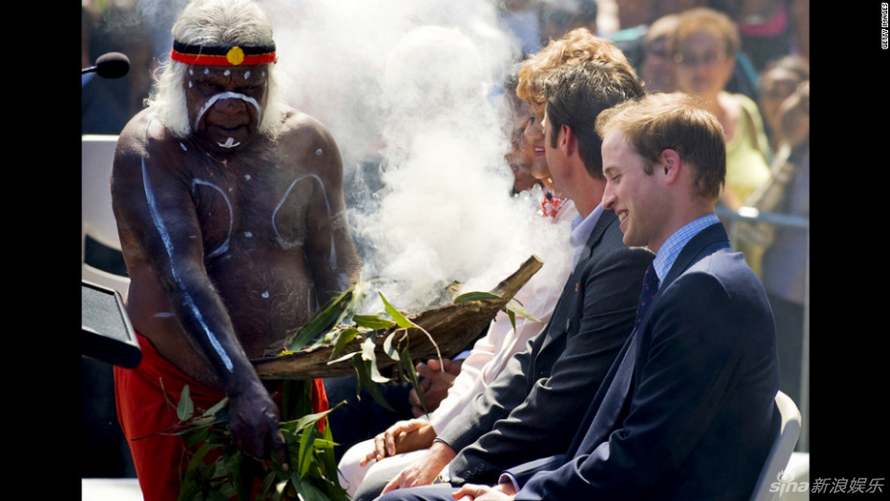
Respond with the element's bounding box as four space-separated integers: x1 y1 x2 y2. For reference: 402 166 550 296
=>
253 255 543 380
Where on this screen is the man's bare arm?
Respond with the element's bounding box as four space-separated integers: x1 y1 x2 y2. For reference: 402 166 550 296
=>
112 133 283 458
300 121 361 303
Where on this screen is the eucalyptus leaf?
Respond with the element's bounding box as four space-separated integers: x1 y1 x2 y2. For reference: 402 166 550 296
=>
330 327 359 359
298 425 317 478
177 385 194 422
352 357 394 411
453 291 501 303
326 350 361 365
280 402 342 434
185 426 211 448
361 337 390 383
286 288 354 352
274 478 288 498
353 314 395 330
298 477 332 501
312 438 336 450
506 300 540 322
378 292 413 329
186 443 213 473
201 397 229 418
398 345 429 416
383 330 401 362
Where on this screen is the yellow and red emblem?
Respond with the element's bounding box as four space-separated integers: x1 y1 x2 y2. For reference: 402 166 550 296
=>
226 47 245 65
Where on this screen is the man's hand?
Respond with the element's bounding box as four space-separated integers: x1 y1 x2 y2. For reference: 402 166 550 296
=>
411 358 462 416
452 483 516 501
227 380 285 461
360 418 436 465
380 440 456 494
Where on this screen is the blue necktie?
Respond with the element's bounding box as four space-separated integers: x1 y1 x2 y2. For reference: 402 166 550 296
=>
633 264 660 330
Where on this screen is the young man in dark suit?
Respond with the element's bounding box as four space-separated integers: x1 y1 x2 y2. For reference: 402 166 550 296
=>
354 58 654 500
380 93 780 501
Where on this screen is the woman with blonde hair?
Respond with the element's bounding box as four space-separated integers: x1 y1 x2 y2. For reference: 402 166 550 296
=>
670 8 771 213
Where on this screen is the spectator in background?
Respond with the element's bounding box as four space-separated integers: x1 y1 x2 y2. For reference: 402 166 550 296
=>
730 55 808 276
498 0 543 58
733 70 809 406
711 0 808 72
758 56 809 149
615 0 707 31
539 0 599 42
640 14 681 93
670 8 770 217
82 2 155 134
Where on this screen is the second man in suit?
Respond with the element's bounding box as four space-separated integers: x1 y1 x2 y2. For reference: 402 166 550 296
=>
355 56 654 500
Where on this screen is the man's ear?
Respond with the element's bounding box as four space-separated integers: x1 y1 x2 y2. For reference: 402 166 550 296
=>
659 148 682 184
561 124 575 155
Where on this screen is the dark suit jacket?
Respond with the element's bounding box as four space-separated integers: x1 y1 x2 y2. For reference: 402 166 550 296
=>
439 210 653 485
507 223 780 501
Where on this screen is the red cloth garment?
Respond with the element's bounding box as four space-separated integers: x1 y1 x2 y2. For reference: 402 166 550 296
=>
114 333 226 501
115 332 330 500
311 377 330 432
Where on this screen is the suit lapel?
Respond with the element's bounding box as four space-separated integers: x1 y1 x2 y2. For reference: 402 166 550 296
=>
575 222 731 451
537 211 618 355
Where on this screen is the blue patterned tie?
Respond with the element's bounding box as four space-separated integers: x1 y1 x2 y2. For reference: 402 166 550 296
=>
633 263 660 330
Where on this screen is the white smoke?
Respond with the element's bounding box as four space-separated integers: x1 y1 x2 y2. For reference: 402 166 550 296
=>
136 0 576 314
261 0 574 313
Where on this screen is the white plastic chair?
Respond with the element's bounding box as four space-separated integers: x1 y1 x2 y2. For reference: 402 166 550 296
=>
750 391 802 501
81 478 144 501
82 135 130 301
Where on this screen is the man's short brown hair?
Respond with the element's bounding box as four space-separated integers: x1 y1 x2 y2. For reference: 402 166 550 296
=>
595 93 726 201
542 60 644 179
516 28 635 109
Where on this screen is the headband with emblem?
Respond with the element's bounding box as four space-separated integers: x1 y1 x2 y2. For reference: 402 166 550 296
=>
171 41 277 66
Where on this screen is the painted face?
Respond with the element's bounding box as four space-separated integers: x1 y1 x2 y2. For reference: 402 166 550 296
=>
673 31 734 99
760 68 803 136
522 102 551 180
185 64 269 151
601 130 668 249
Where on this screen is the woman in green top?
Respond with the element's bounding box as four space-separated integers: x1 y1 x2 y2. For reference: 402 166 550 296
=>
670 7 771 213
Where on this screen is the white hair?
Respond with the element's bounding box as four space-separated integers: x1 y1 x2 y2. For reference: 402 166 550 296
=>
144 0 287 139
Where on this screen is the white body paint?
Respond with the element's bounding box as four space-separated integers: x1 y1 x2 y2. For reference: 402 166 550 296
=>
244 71 251 79
272 174 338 268
218 137 241 149
244 174 252 181
224 69 231 76
194 92 262 131
261 291 270 299
188 81 193 88
314 148 323 156
189 69 194 76
244 231 253 238
203 68 209 75
140 152 234 373
180 142 188 151
191 178 234 259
